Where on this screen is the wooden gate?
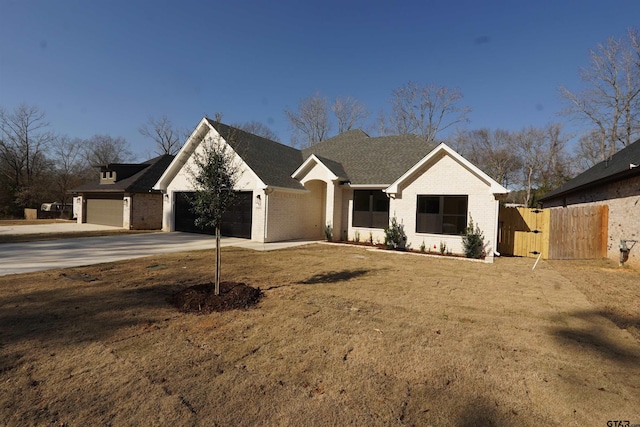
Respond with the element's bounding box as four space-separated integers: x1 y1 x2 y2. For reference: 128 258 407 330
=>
498 207 549 258
498 205 608 260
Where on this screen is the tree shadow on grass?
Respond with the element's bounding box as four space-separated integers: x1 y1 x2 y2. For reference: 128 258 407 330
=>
298 269 371 285
551 309 640 367
0 277 184 350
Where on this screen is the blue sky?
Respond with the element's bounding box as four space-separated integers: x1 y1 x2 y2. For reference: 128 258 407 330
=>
1 0 639 160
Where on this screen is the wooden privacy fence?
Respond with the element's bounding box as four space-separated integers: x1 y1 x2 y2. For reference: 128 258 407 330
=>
498 205 608 260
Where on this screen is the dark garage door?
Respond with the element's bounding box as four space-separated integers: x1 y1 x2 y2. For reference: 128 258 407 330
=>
86 197 124 227
174 191 253 239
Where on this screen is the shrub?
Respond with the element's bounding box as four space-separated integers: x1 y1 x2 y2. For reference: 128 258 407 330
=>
324 222 333 241
354 230 360 242
462 215 486 259
384 216 407 250
439 241 446 255
419 241 426 253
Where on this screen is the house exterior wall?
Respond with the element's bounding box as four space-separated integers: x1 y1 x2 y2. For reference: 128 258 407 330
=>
265 185 324 242
542 174 640 268
128 192 163 230
392 155 498 262
161 129 267 240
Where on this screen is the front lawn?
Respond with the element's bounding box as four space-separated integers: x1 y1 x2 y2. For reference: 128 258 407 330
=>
1 245 638 426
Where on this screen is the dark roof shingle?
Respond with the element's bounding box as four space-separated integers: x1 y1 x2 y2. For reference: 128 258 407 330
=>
540 138 640 201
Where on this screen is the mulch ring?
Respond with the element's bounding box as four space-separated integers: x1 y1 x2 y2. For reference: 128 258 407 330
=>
169 282 263 314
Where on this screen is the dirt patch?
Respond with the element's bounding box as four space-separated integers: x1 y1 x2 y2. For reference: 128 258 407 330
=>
169 282 263 313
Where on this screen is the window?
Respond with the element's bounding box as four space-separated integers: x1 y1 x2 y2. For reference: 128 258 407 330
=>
352 190 389 228
416 195 467 235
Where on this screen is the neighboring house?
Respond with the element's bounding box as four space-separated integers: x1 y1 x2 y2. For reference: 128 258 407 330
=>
71 154 174 229
540 138 640 268
154 118 508 261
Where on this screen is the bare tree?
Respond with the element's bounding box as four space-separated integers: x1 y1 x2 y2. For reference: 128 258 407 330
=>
0 104 53 208
449 128 521 188
560 27 640 160
511 124 572 207
388 82 470 144
331 96 369 133
82 134 133 167
233 120 280 142
139 115 182 155
285 92 332 147
51 136 93 207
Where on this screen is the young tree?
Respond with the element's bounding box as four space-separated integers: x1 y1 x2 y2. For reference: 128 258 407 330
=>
139 115 182 155
285 92 332 147
560 27 640 160
387 82 470 144
188 135 240 295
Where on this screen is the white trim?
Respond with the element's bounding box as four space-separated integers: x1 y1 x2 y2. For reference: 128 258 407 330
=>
347 184 389 189
385 143 509 195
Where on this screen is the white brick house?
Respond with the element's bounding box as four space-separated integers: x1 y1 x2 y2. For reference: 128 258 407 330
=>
154 118 509 261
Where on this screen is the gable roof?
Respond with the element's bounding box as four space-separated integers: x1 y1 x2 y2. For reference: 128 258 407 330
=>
72 154 175 193
540 138 640 202
206 119 304 190
386 143 509 195
303 132 434 185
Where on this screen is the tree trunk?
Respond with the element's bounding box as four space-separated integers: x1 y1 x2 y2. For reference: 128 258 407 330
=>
215 225 221 295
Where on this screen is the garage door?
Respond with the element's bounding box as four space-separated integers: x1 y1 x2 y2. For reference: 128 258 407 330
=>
86 197 124 227
174 191 253 239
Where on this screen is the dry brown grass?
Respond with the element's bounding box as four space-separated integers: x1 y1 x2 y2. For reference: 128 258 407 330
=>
1 244 639 426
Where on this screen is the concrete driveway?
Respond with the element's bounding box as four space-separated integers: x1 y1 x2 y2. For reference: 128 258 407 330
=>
0 230 317 276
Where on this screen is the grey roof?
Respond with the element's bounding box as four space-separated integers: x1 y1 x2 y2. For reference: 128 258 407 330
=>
540 138 640 202
71 154 175 193
207 119 305 189
303 132 434 185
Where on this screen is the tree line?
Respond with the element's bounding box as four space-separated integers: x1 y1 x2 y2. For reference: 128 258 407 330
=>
2 28 638 216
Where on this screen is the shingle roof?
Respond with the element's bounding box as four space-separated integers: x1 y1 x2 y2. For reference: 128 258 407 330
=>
71 154 175 193
206 119 305 190
540 138 640 202
303 132 433 185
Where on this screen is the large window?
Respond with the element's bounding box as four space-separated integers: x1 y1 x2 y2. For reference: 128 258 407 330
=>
352 190 389 228
416 195 467 235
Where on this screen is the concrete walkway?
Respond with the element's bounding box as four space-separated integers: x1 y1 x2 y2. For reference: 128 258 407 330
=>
0 222 121 235
0 229 318 276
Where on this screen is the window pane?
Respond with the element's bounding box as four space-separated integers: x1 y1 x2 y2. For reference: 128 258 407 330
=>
442 215 466 235
417 196 439 214
353 190 370 212
443 196 467 215
417 213 441 233
372 192 389 212
371 211 389 229
353 211 370 228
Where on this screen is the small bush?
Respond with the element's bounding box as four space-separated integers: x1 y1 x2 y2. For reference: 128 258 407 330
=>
439 241 447 255
419 241 426 253
462 215 486 259
354 230 360 242
384 216 407 250
324 223 333 241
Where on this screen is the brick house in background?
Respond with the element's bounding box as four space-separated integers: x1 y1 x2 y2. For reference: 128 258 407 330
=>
154 118 508 262
540 138 640 268
71 154 174 229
